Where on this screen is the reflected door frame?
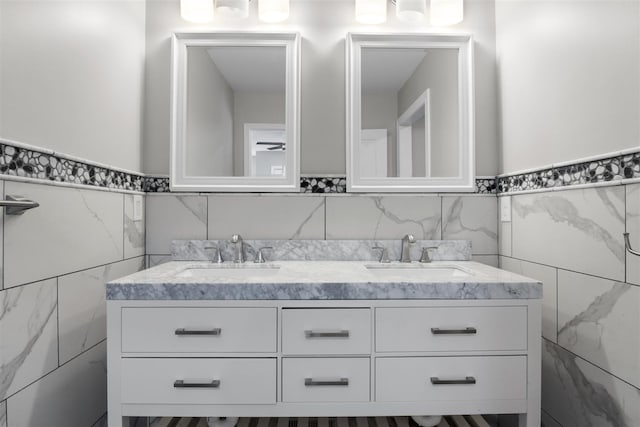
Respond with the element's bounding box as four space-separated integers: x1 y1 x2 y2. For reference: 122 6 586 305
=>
396 89 431 178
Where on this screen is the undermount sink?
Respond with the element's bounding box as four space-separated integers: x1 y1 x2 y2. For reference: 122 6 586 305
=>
176 265 280 278
365 264 472 279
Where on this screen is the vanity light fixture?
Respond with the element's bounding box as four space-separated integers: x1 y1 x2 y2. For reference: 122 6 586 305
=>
430 0 463 26
180 0 214 23
215 0 250 19
355 0 387 25
394 0 426 23
259 0 290 23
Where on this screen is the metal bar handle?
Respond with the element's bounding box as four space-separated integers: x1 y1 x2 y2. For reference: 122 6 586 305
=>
1 196 39 215
305 378 349 387
431 327 477 335
174 379 221 388
430 376 476 385
624 233 640 257
175 328 222 336
304 330 350 338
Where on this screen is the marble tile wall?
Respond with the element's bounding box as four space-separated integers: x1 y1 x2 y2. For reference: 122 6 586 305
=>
146 194 499 266
0 179 145 427
500 182 640 427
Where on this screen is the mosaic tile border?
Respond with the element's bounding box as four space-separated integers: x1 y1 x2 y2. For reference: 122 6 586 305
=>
3 140 635 195
497 151 640 194
0 142 145 191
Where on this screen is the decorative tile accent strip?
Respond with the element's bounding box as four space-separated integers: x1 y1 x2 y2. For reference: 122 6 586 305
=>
475 177 497 194
498 151 640 194
143 176 171 192
300 176 346 193
0 142 145 192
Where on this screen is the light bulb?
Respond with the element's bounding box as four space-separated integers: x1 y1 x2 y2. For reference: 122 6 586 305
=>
430 0 463 26
259 0 289 23
181 0 214 23
355 0 387 24
216 0 250 19
395 0 426 22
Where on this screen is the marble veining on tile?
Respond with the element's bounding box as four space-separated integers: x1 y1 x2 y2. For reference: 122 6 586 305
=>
0 400 6 427
326 196 442 240
626 183 640 286
542 339 640 427
58 257 145 364
512 186 625 282
557 269 639 388
172 239 472 263
0 279 58 400
442 197 498 254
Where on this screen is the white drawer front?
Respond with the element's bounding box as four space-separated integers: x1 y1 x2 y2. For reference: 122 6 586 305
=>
121 307 277 353
376 356 527 402
282 358 370 402
282 308 371 355
376 306 527 352
121 358 276 405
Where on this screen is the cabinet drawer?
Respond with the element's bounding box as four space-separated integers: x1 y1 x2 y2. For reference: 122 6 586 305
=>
375 356 526 402
376 306 527 352
121 307 277 353
121 358 276 405
282 358 370 402
282 308 371 355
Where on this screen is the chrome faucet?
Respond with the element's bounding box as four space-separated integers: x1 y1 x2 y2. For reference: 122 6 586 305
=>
231 234 245 263
400 234 416 263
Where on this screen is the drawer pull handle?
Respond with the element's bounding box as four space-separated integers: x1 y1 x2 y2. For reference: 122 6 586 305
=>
304 330 350 338
175 328 222 336
304 378 349 387
430 376 476 385
173 379 221 388
430 327 477 335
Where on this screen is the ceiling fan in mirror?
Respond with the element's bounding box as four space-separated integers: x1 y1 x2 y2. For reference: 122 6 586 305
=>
257 141 286 151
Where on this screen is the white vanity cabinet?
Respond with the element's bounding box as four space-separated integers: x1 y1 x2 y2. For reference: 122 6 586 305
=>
107 299 541 427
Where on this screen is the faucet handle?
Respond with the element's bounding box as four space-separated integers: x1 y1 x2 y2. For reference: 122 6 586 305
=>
255 247 274 263
372 246 391 263
204 245 223 263
420 246 439 263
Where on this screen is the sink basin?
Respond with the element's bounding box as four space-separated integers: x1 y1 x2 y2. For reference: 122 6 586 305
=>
365 264 472 279
176 265 280 278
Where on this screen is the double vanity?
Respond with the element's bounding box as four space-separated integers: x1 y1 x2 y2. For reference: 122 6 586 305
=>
106 239 542 427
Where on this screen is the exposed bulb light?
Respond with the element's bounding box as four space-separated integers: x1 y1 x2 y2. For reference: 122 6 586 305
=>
355 0 387 24
181 0 214 23
430 0 463 26
395 0 426 22
215 0 250 19
259 0 289 23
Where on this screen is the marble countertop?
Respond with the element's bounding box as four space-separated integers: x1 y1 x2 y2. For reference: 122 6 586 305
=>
106 260 542 300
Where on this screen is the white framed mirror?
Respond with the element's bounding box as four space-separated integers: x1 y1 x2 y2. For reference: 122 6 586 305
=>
347 33 475 192
171 32 300 192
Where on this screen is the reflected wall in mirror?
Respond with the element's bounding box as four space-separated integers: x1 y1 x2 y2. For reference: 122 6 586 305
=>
347 33 475 192
171 32 300 192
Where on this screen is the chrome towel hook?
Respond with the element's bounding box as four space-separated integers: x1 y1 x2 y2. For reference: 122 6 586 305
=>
624 233 640 257
0 195 39 215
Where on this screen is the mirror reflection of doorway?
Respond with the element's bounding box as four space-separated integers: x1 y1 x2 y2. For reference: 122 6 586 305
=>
360 129 388 178
244 124 286 177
